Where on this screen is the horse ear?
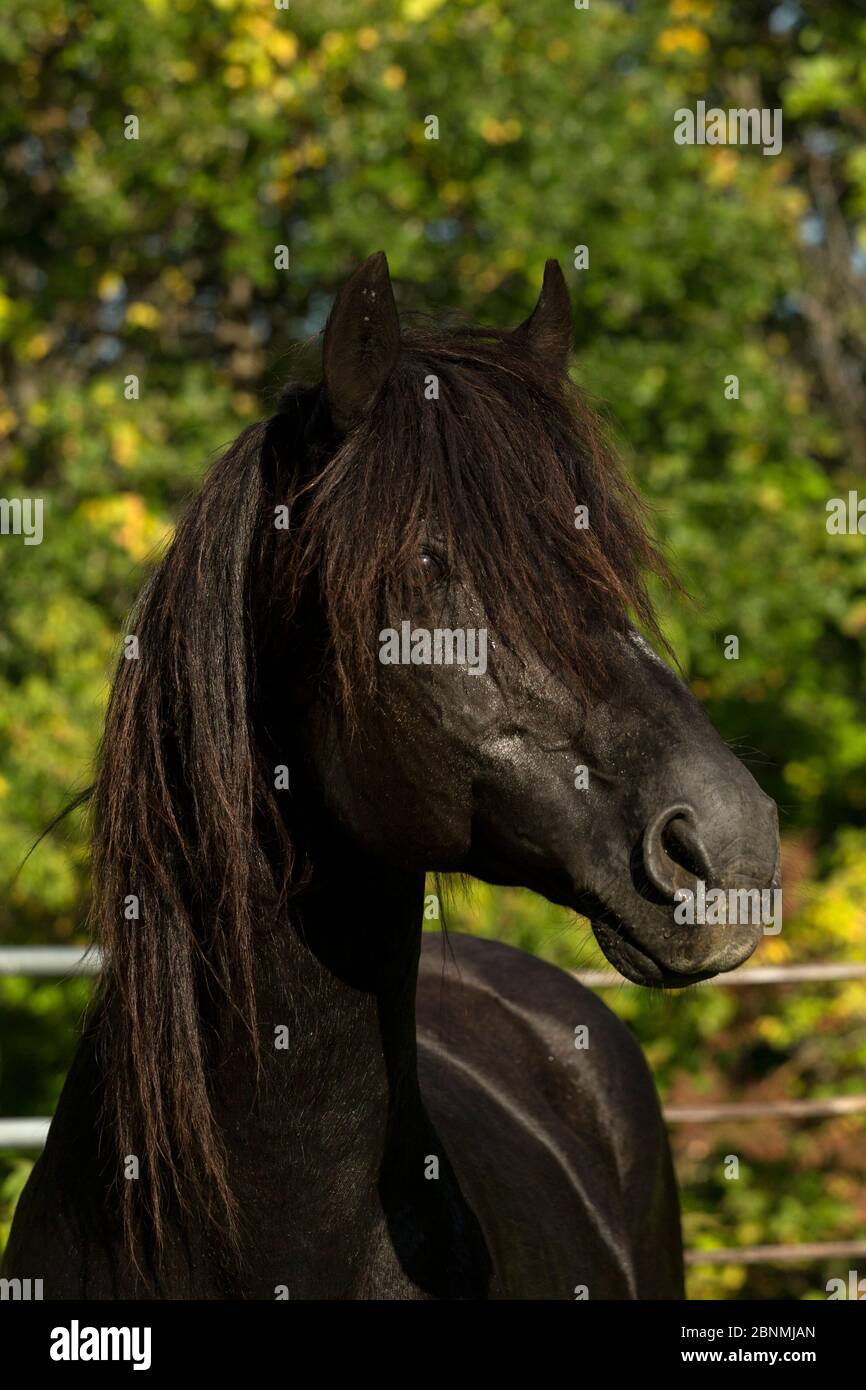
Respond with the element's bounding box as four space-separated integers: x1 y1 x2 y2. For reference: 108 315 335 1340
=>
322 251 401 433
514 259 572 370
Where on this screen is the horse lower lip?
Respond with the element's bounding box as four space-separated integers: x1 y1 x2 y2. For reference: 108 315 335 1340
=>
591 918 736 988
591 920 668 984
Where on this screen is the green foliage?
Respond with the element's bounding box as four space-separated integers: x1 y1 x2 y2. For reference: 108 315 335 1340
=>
2 0 864 1297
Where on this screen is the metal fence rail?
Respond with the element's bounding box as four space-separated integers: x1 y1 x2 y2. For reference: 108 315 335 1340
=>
573 961 866 988
4 947 866 986
664 1094 866 1123
685 1240 866 1266
0 1119 51 1148
0 946 100 976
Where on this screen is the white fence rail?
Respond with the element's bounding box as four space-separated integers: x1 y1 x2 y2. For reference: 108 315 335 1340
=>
685 1240 866 1266
0 1118 51 1148
3 947 866 985
0 946 100 976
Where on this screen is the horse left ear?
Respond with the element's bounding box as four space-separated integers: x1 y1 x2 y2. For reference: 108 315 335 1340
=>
322 251 401 433
514 259 572 370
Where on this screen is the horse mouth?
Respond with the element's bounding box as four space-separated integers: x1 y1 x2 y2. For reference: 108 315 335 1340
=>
590 915 743 989
576 844 773 986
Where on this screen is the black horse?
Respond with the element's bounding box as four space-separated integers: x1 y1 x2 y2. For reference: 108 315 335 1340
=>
5 254 780 1299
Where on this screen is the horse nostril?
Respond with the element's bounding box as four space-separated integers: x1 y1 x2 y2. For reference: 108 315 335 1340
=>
663 816 710 880
642 805 711 902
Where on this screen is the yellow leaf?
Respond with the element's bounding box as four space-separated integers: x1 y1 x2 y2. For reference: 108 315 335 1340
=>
706 149 738 187
479 116 522 145
657 25 710 55
97 272 124 300
402 0 445 20
22 331 53 361
80 494 171 563
0 407 19 438
126 302 161 330
110 422 141 469
268 32 298 64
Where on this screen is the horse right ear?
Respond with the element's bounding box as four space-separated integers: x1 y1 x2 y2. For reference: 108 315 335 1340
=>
322 251 401 434
514 259 572 371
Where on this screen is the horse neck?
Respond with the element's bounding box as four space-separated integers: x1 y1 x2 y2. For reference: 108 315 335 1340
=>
211 840 458 1292
250 840 426 1123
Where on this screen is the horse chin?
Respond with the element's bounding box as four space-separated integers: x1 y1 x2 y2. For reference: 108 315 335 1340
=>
590 918 717 991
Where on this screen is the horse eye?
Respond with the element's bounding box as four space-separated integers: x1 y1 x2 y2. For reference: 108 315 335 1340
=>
420 549 445 582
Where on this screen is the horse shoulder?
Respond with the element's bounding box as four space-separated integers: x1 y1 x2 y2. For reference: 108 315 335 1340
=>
416 932 683 1299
